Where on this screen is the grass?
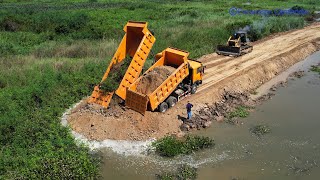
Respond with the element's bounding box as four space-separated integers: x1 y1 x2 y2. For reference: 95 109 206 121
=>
226 106 251 124
227 106 250 119
250 125 271 136
156 164 197 180
152 135 215 157
0 55 104 179
0 0 318 178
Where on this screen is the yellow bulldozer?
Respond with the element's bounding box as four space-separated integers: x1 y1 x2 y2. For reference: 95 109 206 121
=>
216 31 253 56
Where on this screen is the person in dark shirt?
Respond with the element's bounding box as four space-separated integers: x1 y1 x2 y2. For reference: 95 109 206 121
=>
186 101 193 119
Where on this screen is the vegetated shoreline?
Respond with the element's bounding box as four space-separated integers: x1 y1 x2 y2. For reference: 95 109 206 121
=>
65 24 320 143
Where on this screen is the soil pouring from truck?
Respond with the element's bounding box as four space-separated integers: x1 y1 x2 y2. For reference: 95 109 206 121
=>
126 47 204 115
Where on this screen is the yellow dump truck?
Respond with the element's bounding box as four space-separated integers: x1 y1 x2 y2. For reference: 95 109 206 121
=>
126 47 204 115
88 21 156 108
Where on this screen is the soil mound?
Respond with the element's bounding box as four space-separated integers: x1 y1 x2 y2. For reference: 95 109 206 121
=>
136 66 176 94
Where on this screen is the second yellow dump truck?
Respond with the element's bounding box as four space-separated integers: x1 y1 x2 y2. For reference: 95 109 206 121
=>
126 47 204 115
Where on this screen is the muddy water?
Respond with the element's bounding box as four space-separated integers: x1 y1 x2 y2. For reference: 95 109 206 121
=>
100 51 320 180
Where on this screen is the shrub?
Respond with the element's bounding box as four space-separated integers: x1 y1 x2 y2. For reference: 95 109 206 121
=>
152 135 215 157
225 19 252 33
156 164 197 180
227 106 250 119
250 125 271 136
248 17 305 41
310 65 320 74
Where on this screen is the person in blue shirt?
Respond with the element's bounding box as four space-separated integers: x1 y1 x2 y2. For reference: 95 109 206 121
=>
186 101 193 120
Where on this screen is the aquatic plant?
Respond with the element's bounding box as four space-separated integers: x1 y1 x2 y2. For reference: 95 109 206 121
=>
227 106 250 119
156 164 197 180
250 125 271 136
310 65 320 74
152 135 214 157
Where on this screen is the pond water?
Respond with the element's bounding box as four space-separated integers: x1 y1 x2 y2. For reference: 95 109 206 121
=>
100 51 320 180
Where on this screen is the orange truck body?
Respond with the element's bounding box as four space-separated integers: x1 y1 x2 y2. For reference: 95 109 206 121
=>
88 21 155 108
126 47 190 115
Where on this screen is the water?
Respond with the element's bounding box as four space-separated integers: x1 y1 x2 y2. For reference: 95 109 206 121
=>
100 51 320 180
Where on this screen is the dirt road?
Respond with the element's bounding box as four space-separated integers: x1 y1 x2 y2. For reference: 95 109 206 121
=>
197 24 320 93
67 23 320 141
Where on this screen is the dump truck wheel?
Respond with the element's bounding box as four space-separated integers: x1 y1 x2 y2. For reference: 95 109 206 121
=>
159 102 168 113
166 96 177 107
191 85 197 94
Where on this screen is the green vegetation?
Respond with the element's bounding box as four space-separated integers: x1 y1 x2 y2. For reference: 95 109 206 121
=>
0 0 317 178
156 164 197 180
226 106 252 124
310 65 320 74
0 56 103 178
152 135 214 157
250 125 271 136
227 106 250 118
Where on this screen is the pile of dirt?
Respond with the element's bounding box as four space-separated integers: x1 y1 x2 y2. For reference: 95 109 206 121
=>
136 66 176 94
289 70 305 78
68 98 183 141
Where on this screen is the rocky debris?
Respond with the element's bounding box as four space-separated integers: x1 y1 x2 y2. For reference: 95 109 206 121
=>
180 91 253 131
270 85 277 91
254 92 275 104
179 88 283 131
289 70 305 78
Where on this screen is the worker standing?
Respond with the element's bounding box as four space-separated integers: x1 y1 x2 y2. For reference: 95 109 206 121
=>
186 101 193 119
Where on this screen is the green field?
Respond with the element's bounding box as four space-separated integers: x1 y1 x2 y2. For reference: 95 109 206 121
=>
0 0 318 178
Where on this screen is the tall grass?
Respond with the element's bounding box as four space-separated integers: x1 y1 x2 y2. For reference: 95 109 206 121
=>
0 56 105 178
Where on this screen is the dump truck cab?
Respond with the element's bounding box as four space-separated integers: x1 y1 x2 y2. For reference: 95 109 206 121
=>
188 60 204 85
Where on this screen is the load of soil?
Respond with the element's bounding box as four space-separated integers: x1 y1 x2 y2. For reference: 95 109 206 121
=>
136 66 176 94
100 56 131 92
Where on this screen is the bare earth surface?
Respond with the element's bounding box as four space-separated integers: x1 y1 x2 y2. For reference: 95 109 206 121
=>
67 23 320 141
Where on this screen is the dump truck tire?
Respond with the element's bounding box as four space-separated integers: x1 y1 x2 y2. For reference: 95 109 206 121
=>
166 96 177 107
191 85 197 94
159 102 169 113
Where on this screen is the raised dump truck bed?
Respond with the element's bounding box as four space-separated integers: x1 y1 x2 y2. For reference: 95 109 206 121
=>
126 47 191 115
88 21 155 108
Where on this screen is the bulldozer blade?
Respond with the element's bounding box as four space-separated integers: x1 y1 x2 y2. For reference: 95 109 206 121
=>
216 45 241 56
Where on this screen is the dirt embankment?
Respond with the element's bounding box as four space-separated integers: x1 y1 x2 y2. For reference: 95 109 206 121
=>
67 23 320 141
